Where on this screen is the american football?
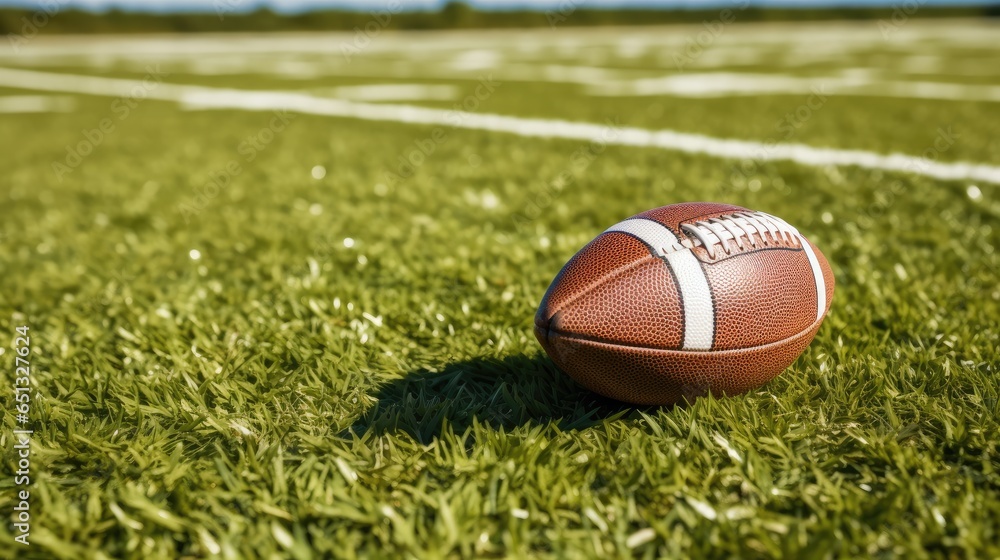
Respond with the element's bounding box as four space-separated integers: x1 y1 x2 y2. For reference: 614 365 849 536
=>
535 202 834 405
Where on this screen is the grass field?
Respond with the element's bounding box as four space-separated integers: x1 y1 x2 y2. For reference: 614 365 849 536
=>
1 18 999 559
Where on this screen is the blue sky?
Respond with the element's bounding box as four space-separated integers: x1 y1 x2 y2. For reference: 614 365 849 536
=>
0 0 992 12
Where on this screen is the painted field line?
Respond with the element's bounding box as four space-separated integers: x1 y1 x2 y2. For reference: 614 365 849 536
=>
588 72 1000 103
0 94 74 113
2 67 998 185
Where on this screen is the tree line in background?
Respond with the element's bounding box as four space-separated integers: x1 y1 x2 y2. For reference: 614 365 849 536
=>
1 2 997 34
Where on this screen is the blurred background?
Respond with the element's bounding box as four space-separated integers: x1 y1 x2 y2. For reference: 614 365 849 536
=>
1 0 999 31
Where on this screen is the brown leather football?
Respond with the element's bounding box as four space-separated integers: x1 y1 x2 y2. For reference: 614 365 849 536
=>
534 202 834 405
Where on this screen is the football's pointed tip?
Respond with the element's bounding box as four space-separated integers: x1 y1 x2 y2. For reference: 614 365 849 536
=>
534 303 559 335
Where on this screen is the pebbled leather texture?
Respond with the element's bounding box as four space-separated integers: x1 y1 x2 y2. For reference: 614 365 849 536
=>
535 202 835 405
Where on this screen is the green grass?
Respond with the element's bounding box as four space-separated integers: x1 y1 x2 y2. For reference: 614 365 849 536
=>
1 22 999 559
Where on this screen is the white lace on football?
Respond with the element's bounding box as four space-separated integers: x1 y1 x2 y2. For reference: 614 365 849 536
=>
680 212 801 259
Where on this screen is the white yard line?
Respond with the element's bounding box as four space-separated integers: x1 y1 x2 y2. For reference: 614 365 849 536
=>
321 83 458 102
0 94 74 113
1 21 995 59
2 67 998 184
588 72 1000 102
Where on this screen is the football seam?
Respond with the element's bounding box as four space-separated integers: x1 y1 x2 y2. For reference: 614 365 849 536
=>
540 254 656 320
679 211 804 259
541 309 828 354
697 257 718 350
601 222 692 346
543 242 805 325
697 245 803 263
